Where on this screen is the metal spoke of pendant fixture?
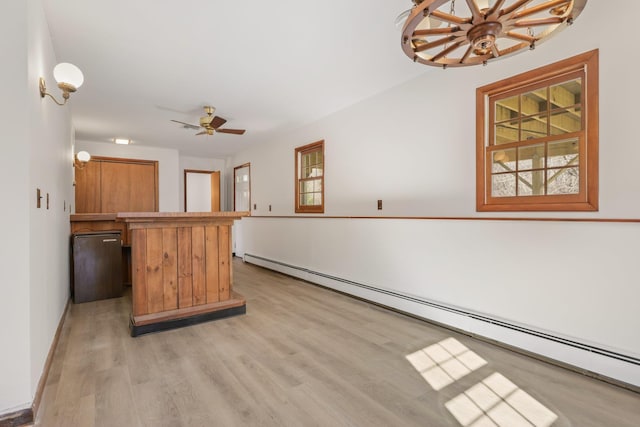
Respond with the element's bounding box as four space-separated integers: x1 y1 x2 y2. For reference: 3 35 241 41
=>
400 0 588 68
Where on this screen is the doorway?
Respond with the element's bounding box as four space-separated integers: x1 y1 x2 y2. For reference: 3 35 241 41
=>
184 169 220 212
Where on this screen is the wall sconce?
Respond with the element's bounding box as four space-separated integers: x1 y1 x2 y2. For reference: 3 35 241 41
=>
74 151 91 169
39 63 84 106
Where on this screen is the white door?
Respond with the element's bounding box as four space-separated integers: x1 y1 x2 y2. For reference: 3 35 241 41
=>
234 164 250 212
233 164 250 256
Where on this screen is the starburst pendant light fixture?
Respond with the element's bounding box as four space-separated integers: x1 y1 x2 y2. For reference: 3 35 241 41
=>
400 0 587 68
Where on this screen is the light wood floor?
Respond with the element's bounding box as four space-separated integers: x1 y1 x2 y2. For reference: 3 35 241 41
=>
36 258 640 426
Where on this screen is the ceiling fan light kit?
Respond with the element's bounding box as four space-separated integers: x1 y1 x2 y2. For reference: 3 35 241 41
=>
171 106 246 137
400 0 587 68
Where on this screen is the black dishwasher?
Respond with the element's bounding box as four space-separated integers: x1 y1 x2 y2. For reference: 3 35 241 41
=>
72 232 123 303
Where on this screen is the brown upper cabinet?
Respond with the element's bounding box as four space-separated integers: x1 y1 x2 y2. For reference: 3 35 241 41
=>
75 156 159 213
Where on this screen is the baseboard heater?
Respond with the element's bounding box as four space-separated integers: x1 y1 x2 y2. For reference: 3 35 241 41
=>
244 253 640 369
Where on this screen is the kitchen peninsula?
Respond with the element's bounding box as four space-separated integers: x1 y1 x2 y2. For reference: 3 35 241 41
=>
116 212 248 336
71 211 248 335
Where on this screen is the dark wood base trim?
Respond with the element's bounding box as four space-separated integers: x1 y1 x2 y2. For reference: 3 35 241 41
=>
0 408 33 427
0 299 71 426
31 298 70 419
130 304 246 337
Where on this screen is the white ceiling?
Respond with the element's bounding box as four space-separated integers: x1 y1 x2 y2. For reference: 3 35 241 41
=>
42 0 427 158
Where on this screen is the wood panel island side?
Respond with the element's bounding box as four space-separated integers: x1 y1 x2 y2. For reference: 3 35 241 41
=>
116 212 249 336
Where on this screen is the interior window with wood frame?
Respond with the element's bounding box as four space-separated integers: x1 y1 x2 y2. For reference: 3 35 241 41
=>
476 50 599 212
295 140 324 213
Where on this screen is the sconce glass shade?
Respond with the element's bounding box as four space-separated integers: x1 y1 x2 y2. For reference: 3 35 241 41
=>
53 63 84 89
76 151 91 163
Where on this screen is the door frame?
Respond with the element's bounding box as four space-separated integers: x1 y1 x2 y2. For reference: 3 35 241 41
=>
184 169 220 212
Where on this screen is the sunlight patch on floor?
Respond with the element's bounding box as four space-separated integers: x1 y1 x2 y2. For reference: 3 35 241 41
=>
405 337 488 391
445 372 558 427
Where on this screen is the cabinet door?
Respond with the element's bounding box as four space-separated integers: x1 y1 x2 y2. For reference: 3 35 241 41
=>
101 161 157 212
73 233 123 303
74 157 158 213
74 161 102 213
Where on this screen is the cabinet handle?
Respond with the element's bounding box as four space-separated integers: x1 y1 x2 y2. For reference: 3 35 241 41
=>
102 238 118 243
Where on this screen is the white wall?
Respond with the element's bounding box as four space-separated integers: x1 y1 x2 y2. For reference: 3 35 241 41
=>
75 140 181 211
71 143 228 213
233 1 640 387
0 0 32 413
0 0 75 413
27 0 75 404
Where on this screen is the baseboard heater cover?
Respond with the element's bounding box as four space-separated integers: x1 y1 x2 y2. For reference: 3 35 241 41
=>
243 253 640 388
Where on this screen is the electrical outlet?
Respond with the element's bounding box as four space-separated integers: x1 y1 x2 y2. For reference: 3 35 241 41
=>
377 199 382 210
269 204 272 212
253 203 257 210
47 193 50 209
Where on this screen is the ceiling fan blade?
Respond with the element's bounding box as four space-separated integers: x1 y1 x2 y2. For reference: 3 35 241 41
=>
216 128 246 135
171 119 200 130
195 131 208 136
209 116 227 129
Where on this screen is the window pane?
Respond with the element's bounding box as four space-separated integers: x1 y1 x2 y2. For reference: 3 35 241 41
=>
548 139 579 167
547 167 579 194
301 193 315 206
495 120 519 145
550 107 581 135
550 78 581 109
492 173 516 197
495 95 519 121
521 88 547 116
517 144 545 170
518 171 544 196
521 114 547 140
492 149 516 173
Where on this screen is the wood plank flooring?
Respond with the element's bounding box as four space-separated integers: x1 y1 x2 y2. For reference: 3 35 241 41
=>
35 258 640 426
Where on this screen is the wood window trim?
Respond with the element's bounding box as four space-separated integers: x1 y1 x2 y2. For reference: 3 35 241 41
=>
295 140 325 214
476 49 599 212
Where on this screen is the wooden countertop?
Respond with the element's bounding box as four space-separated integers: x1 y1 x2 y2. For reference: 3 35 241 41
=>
116 211 250 224
70 213 118 222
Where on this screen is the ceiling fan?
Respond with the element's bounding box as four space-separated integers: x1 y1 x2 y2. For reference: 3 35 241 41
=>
171 106 246 136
